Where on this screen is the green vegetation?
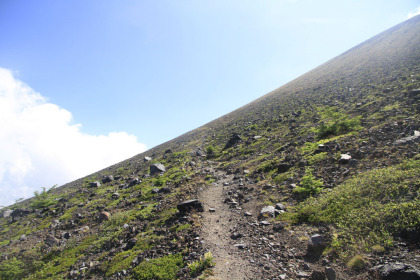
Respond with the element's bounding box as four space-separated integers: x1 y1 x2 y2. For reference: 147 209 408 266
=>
30 185 58 209
315 106 362 139
0 257 24 280
293 159 420 258
293 168 323 197
131 253 184 280
347 255 367 271
188 251 214 277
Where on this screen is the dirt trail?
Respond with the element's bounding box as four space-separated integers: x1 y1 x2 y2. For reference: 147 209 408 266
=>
199 168 254 280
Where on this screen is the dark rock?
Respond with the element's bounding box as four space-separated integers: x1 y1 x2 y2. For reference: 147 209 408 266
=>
234 243 246 249
102 175 114 183
90 181 101 188
308 234 326 255
375 262 420 280
231 232 243 240
277 163 292 173
128 178 141 187
98 211 111 222
409 89 420 99
177 200 204 213
310 270 326 280
150 163 166 175
224 133 242 149
124 238 137 251
45 234 60 247
273 223 285 232
159 187 171 194
325 266 336 280
61 232 71 239
112 193 120 199
348 159 358 167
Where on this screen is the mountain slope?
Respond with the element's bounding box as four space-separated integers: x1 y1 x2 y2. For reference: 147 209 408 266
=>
1 15 420 280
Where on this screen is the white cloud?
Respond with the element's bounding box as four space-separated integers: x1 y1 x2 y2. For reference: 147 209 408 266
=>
0 68 147 207
408 6 420 19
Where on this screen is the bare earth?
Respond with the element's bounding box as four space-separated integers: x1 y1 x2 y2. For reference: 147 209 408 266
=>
199 167 254 280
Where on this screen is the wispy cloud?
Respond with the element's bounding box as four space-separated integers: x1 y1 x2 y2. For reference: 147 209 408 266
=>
407 6 420 19
0 68 147 207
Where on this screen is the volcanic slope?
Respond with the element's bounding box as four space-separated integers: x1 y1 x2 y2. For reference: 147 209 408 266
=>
1 15 420 280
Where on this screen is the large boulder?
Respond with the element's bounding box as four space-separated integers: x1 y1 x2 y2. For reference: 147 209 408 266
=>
224 133 242 149
374 262 420 280
150 163 166 175
90 181 101 188
102 175 114 184
307 234 326 255
45 234 60 247
10 208 30 221
177 199 204 213
1 209 13 218
258 205 276 220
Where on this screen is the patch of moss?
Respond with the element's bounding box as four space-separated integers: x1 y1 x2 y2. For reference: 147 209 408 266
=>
131 253 184 280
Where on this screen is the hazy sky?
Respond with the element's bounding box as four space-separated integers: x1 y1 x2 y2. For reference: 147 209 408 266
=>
1 0 419 206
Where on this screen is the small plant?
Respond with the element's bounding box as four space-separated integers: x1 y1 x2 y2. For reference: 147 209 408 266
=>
154 178 166 187
347 255 367 271
30 185 57 209
188 251 214 277
315 106 362 139
293 168 323 197
205 145 215 157
371 245 385 254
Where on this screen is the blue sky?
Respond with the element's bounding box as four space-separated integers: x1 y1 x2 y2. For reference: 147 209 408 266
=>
1 0 419 206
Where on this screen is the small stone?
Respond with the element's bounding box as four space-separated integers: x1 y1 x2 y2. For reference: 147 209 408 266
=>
273 223 285 232
244 211 252 216
230 232 243 240
234 243 246 249
338 154 352 164
98 211 111 222
19 234 27 241
275 203 287 211
297 271 310 278
61 232 71 239
209 208 216 212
